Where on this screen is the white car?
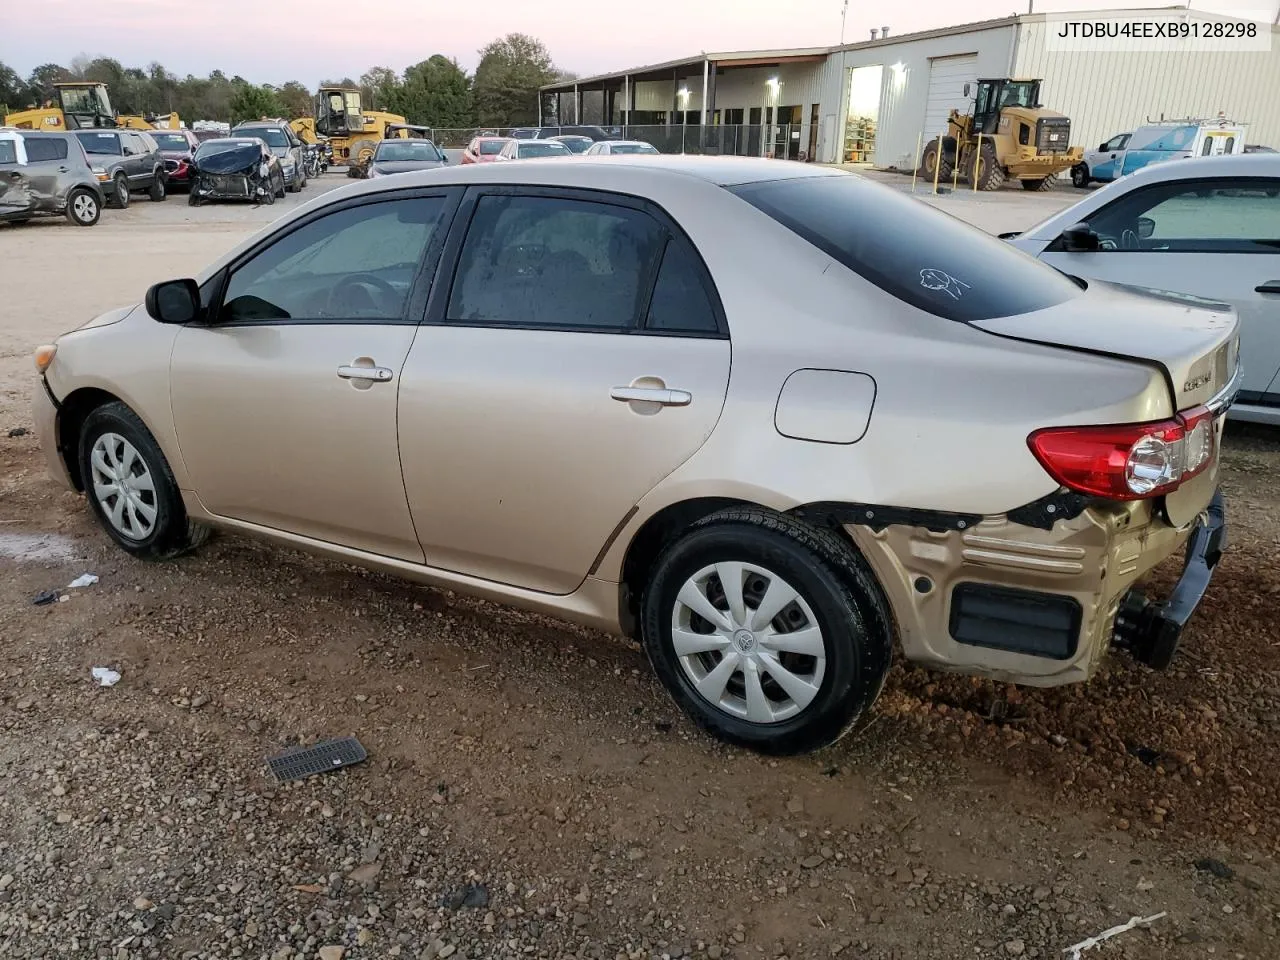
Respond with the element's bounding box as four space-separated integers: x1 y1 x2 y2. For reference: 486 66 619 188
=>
1008 153 1279 424
585 140 660 156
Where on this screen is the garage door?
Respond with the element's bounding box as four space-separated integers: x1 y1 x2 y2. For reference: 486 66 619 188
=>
923 54 978 139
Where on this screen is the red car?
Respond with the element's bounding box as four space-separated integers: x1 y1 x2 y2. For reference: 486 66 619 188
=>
461 136 512 164
148 128 202 189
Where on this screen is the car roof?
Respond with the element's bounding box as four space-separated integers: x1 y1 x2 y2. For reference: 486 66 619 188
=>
605 141 655 147
1121 152 1280 184
199 137 264 146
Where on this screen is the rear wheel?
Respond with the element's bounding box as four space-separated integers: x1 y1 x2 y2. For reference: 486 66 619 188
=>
111 173 130 209
1021 176 1056 191
974 142 1006 191
148 172 166 201
65 188 100 226
78 401 212 560
1070 163 1090 189
639 509 892 756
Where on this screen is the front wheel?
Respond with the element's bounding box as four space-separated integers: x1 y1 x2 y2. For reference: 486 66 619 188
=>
65 188 100 226
639 509 892 755
78 402 211 560
1070 163 1090 189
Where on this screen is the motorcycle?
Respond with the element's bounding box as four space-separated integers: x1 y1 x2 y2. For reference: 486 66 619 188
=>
303 143 324 180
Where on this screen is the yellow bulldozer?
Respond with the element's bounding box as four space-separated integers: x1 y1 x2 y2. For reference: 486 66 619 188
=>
3 82 181 132
919 78 1083 191
289 86 412 171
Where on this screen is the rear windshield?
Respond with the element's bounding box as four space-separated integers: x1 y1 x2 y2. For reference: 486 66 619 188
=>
76 132 121 156
518 142 570 158
478 140 505 155
728 175 1083 323
152 132 190 151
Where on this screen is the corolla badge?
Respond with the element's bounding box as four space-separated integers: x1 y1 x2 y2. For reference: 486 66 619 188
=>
920 268 970 300
1184 372 1213 392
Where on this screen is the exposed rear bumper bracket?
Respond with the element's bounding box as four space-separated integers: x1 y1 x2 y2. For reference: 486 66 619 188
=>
1113 490 1226 670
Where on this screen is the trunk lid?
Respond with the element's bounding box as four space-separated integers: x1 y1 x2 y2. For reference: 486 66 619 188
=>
971 278 1240 413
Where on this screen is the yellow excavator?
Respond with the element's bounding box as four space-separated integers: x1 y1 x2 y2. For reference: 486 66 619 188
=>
3 82 181 132
289 86 412 170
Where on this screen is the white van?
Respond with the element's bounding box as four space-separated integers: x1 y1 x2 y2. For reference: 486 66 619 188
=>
1072 119 1247 187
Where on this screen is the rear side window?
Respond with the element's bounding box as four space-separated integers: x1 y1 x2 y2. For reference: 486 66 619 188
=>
23 137 68 162
645 238 721 334
729 175 1082 322
77 132 121 155
0 140 16 165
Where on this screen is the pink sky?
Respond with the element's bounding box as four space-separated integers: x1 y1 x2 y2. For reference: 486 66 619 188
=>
3 0 1274 85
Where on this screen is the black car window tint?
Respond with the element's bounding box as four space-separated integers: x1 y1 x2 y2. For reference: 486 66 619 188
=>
644 237 721 335
23 137 68 162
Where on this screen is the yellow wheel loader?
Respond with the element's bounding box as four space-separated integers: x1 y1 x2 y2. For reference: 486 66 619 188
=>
4 82 181 132
919 78 1083 192
289 87 410 171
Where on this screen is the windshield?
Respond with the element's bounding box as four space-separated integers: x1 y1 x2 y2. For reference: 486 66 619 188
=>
729 174 1082 323
999 81 1040 108
611 143 658 154
237 127 289 148
375 140 443 162
196 139 261 159
518 142 570 158
59 85 114 118
478 140 505 155
75 131 121 156
152 132 190 151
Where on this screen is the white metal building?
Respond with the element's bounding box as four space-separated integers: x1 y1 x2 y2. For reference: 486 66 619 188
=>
541 8 1280 168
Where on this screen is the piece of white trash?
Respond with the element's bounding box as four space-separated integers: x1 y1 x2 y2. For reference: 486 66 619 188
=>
91 667 121 687
1063 912 1167 959
68 574 99 589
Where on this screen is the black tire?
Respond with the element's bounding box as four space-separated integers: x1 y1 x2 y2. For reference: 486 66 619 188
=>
639 508 892 756
148 171 167 202
918 141 953 183
975 142 1005 191
187 190 202 207
274 173 286 199
1021 176 1055 191
65 188 100 226
111 173 130 209
1070 163 1090 189
77 401 212 561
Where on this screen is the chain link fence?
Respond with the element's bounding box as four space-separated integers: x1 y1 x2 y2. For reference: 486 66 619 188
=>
431 124 809 160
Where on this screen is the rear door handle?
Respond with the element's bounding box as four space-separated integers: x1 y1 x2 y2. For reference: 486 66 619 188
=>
1256 280 1280 294
337 364 394 382
610 386 692 406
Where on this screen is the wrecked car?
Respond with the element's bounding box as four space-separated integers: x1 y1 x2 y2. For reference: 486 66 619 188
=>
187 137 286 206
0 129 104 226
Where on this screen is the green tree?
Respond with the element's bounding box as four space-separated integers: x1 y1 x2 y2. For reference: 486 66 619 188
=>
393 55 473 128
472 33 558 127
359 66 400 111
0 61 23 114
25 63 69 105
229 84 282 124
278 81 313 120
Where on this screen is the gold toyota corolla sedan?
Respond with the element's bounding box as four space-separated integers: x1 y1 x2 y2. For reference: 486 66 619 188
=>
33 156 1239 755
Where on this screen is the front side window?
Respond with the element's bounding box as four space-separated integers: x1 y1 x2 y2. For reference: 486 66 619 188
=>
23 137 68 162
448 194 666 330
730 174 1082 322
1086 178 1280 253
76 132 121 156
221 197 447 323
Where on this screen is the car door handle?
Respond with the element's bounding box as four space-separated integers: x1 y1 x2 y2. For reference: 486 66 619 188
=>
337 364 394 382
1256 281 1280 294
610 386 692 406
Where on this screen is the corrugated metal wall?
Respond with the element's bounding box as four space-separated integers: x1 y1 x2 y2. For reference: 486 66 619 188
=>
819 25 1018 167
1013 16 1280 152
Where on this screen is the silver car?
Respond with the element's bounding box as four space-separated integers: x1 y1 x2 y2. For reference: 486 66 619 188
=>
0 129 104 226
231 122 307 192
32 157 1238 755
1008 153 1280 424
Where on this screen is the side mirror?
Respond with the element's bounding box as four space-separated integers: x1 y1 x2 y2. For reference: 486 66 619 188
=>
1137 216 1155 240
145 278 200 325
1099 142 1108 151
1060 222 1101 252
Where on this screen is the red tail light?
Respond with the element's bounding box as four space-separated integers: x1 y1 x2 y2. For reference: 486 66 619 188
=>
1028 406 1215 500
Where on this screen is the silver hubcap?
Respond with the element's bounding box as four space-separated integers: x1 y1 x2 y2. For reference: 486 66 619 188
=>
73 195 95 221
90 433 157 541
672 562 826 724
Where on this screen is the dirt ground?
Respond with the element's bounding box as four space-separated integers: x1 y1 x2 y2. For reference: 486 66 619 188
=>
1 175 1278 960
